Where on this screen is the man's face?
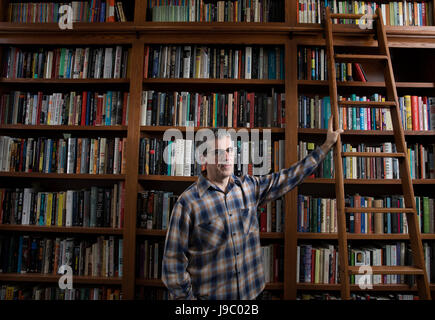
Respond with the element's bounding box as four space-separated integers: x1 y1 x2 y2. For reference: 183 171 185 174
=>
206 136 234 179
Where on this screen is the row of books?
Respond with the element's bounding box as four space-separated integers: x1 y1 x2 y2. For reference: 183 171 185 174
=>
298 94 435 131
262 244 284 283
0 235 123 277
297 242 435 285
136 239 164 280
3 46 131 80
258 197 285 233
302 141 435 180
0 285 122 300
147 0 284 22
144 45 285 80
137 190 177 230
297 47 368 81
139 137 285 176
297 0 434 26
297 293 418 300
8 1 128 23
298 141 334 179
0 91 130 126
297 196 337 233
0 183 126 228
140 90 285 128
136 287 168 300
0 136 127 175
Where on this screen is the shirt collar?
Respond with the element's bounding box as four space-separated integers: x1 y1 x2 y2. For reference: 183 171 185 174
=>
197 172 241 198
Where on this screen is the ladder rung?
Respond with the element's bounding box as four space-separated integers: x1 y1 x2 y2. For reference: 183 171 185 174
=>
335 54 388 62
348 266 424 275
344 207 416 214
341 152 406 158
338 101 396 108
329 13 379 20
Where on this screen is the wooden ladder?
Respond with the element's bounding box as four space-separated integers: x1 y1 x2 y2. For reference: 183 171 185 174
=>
324 7 431 300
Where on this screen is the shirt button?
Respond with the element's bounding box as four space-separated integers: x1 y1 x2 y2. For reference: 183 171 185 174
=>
232 233 235 236
236 252 239 255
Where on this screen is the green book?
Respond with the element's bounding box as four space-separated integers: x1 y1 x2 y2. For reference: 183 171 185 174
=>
423 196 429 233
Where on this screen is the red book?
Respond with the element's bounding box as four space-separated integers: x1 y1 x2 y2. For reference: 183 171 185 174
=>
248 92 255 128
81 91 87 126
354 194 361 234
411 95 419 131
422 96 428 129
353 63 367 82
260 206 267 232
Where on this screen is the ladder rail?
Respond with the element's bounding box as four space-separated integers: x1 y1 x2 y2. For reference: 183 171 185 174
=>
325 6 350 300
375 7 431 300
324 7 432 300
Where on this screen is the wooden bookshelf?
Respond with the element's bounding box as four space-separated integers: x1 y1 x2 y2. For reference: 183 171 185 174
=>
0 0 433 301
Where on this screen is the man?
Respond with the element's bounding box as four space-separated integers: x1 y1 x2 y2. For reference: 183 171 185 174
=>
162 117 343 300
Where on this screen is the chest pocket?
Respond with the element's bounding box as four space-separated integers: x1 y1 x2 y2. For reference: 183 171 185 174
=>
240 207 259 234
196 216 228 252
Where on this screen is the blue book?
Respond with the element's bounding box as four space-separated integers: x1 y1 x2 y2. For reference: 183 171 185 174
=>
39 193 45 226
105 91 112 125
361 197 365 233
386 197 391 233
100 2 106 22
268 49 276 80
17 236 23 273
323 96 331 129
297 195 302 232
167 140 172 175
349 197 354 233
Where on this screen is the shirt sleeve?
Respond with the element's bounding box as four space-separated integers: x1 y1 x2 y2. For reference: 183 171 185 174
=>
252 146 328 206
161 199 196 300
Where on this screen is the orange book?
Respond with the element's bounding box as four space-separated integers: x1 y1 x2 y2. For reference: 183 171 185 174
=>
354 194 361 234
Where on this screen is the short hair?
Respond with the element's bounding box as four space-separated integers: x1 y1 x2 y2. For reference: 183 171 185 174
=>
198 128 232 157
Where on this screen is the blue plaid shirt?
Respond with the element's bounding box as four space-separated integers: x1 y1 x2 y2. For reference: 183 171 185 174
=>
162 146 327 300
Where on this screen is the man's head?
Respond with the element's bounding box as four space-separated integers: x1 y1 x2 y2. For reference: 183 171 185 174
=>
200 129 234 181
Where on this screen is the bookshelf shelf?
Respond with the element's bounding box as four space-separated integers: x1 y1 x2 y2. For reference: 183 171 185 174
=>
136 229 285 240
298 128 435 137
0 22 136 33
0 78 130 84
297 283 435 292
292 25 435 37
138 175 197 182
301 178 435 185
135 278 284 291
140 126 285 133
143 78 285 85
297 233 435 240
0 225 123 235
0 125 128 132
0 274 122 285
0 173 126 180
297 80 435 88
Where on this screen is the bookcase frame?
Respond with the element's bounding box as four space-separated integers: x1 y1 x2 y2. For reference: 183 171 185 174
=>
0 0 433 300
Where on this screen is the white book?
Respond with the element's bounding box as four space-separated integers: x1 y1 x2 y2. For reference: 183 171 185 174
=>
31 95 38 125
89 139 95 174
113 46 123 78
66 138 76 174
175 139 185 176
98 137 106 174
25 137 33 172
183 46 191 78
296 246 300 282
384 142 393 179
140 91 148 126
323 247 330 284
228 93 233 127
184 139 192 177
45 51 53 79
245 46 252 79
73 48 82 79
82 47 90 79
65 190 74 227
22 188 33 225
113 137 120 174
103 47 113 79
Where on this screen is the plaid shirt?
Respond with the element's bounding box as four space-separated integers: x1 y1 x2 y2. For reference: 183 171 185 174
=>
162 146 327 300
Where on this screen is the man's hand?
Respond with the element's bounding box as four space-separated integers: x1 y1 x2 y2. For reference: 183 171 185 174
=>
321 116 343 154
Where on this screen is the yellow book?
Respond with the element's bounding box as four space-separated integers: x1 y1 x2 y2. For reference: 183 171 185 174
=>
195 48 201 78
404 95 412 130
39 141 44 172
314 249 320 283
355 2 360 24
398 2 403 26
212 93 216 127
57 192 64 226
46 193 53 226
